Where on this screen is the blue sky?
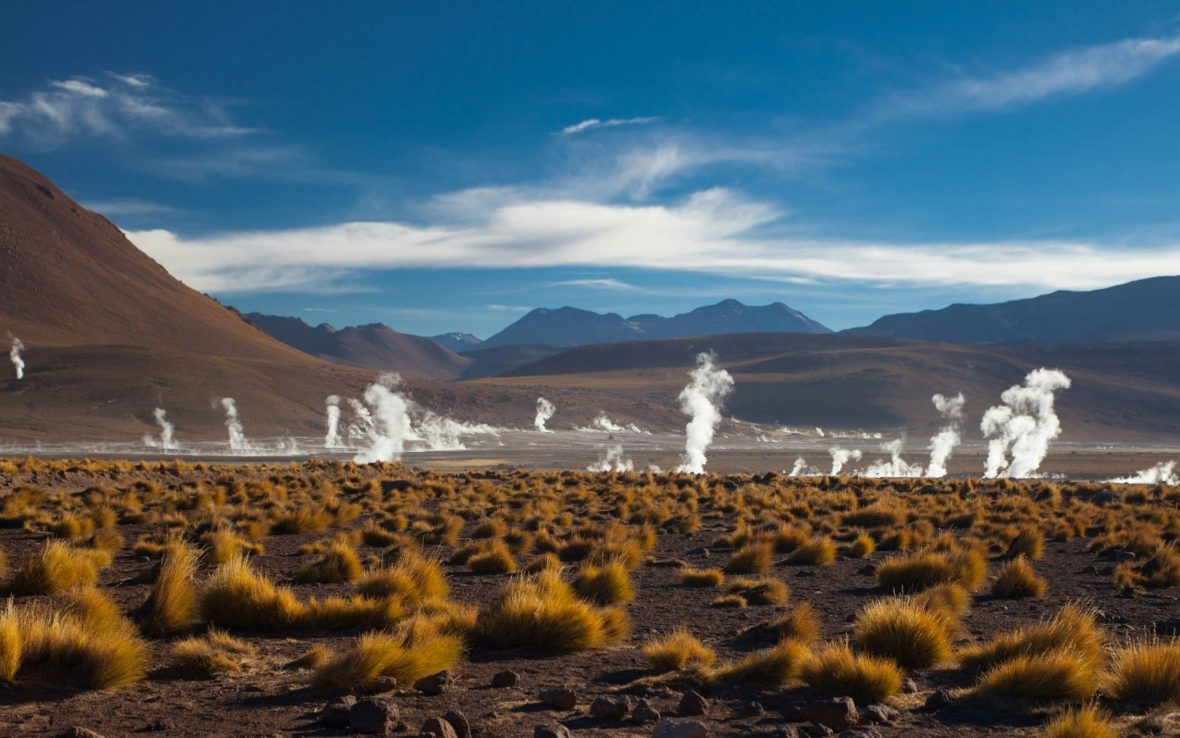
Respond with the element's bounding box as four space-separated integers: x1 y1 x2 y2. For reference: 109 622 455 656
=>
3 1 1180 337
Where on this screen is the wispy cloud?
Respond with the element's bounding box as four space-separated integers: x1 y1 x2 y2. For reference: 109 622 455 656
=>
125 185 1180 295
0 73 257 148
551 278 641 291
560 116 660 136
81 198 180 216
885 33 1180 117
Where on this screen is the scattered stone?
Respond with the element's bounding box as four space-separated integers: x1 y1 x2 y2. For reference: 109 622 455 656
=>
414 670 454 696
539 688 578 711
1110 549 1137 561
534 724 571 738
856 564 877 576
319 695 357 727
491 669 520 687
902 678 919 694
653 720 709 738
60 729 104 738
649 558 689 568
350 699 399 735
1082 564 1099 575
687 546 711 557
802 724 834 737
802 697 858 731
924 689 955 711
443 710 471 738
634 699 661 723
590 695 631 721
837 730 882 738
421 717 459 738
678 690 709 716
862 704 898 724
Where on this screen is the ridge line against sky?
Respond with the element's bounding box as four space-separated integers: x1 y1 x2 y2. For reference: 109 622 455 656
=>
2 4 1180 335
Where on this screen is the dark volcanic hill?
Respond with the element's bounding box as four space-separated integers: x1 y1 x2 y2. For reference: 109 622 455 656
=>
852 277 1180 344
431 332 483 353
480 299 830 349
245 313 469 379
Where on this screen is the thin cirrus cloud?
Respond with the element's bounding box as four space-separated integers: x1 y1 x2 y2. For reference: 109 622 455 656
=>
125 185 1180 295
0 72 257 147
560 116 660 136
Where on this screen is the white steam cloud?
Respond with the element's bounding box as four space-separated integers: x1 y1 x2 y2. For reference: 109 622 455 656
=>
142 407 176 450
675 352 734 474
981 368 1071 479
534 397 556 432
926 392 965 478
864 438 923 478
218 397 250 452
828 446 863 475
789 457 808 477
354 374 413 463
9 336 25 380
346 398 374 439
1108 461 1177 485
587 444 634 472
324 395 343 448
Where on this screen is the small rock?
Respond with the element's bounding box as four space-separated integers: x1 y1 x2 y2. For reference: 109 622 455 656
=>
678 690 709 716
421 717 459 738
837 730 882 738
653 720 709 738
60 730 104 738
534 724 571 738
862 704 898 724
687 546 710 556
319 695 357 727
856 564 876 576
350 699 400 735
634 701 662 723
803 697 858 731
414 670 454 696
443 710 471 738
802 724 834 737
539 688 578 711
1110 549 1137 561
590 696 630 721
491 669 520 687
924 688 955 711
902 678 919 694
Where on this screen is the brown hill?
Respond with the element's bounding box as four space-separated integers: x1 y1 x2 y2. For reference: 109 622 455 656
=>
485 333 1180 443
245 313 470 379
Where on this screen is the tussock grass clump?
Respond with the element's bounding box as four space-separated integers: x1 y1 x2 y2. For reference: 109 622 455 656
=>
301 595 404 631
573 560 634 605
9 540 104 595
975 650 1098 702
1040 705 1116 738
137 542 199 635
1006 527 1045 560
1104 640 1180 704
843 505 902 528
16 593 148 689
474 570 628 652
852 597 954 669
680 567 724 587
642 628 716 672
725 542 773 574
913 582 971 617
271 507 333 534
760 602 820 644
467 541 517 574
357 555 448 603
286 643 331 671
710 639 810 686
712 593 747 608
991 556 1047 598
172 628 256 676
313 617 464 692
773 526 811 553
725 576 789 605
200 529 263 565
200 555 304 630
849 533 875 559
800 642 903 704
959 604 1104 672
876 549 986 593
523 552 561 573
787 536 837 565
0 604 20 682
296 539 363 583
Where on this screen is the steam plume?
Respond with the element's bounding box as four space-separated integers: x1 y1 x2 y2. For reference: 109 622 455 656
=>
1108 461 1177 485
142 407 176 450
534 397 556 432
926 392 965 478
9 336 25 380
981 368 1071 478
354 373 413 463
346 398 374 439
324 395 343 448
218 397 250 451
789 457 808 477
587 444 634 472
828 446 863 475
675 352 734 474
864 438 923 478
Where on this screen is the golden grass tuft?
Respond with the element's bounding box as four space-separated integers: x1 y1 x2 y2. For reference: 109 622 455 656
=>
876 549 986 593
357 554 448 603
800 642 903 704
991 556 1048 598
474 569 628 652
975 650 1098 702
761 602 820 644
296 539 363 583
642 628 716 672
852 597 954 669
1104 640 1180 704
9 540 102 595
680 567 724 587
959 604 1104 672
15 593 147 689
1006 527 1045 560
137 542 199 635
172 628 257 676
849 533 875 559
0 604 20 682
467 541 518 574
573 560 634 605
710 639 810 686
913 582 971 618
725 542 773 574
313 616 464 692
1040 705 1116 738
200 555 304 630
787 536 837 565
725 576 789 605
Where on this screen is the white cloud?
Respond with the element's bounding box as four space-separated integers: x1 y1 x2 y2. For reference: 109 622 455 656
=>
0 72 256 147
81 198 179 216
561 116 659 136
552 278 640 291
887 33 1180 117
125 186 1180 295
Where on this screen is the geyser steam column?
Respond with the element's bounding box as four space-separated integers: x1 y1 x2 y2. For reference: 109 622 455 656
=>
9 336 25 380
218 397 251 452
926 393 965 478
981 368 1071 478
534 397 556 432
675 352 734 474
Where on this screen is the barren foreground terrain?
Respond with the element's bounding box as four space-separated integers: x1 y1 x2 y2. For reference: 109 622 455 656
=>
1 459 1179 737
